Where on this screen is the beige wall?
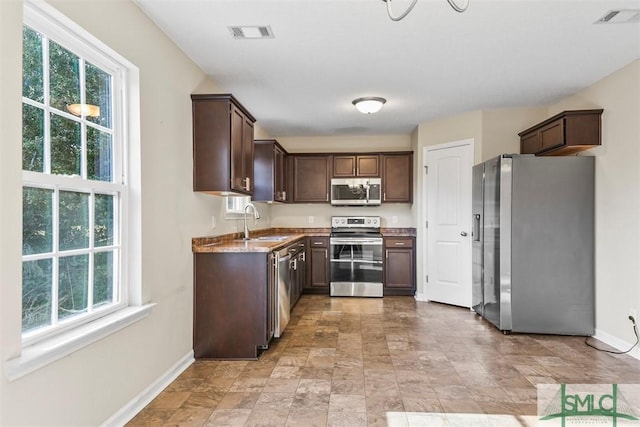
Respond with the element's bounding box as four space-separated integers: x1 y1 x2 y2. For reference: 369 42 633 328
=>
277 134 411 153
548 61 640 347
0 4 25 420
0 0 262 424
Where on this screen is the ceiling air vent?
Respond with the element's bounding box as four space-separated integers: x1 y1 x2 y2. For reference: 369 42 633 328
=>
595 9 640 24
228 25 274 39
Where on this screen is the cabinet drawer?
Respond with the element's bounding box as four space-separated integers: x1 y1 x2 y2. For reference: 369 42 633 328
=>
384 237 414 248
309 236 328 247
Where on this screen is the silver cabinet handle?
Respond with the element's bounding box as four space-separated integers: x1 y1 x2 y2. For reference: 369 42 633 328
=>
460 231 468 237
394 242 406 246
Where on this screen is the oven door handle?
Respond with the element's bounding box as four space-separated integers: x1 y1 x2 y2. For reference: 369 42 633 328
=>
330 238 383 245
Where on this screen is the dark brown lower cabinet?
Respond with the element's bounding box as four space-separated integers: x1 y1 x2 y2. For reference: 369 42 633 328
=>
290 246 306 308
384 236 416 296
193 252 269 359
304 236 330 294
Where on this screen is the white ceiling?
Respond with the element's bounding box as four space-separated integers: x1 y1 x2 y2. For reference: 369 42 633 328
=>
135 0 640 137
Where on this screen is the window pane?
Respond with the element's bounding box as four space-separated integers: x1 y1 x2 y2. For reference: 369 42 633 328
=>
49 41 80 112
85 62 112 128
93 251 113 307
50 113 81 176
94 193 114 246
87 127 112 181
22 103 45 172
59 191 89 251
58 254 89 320
22 259 52 332
23 187 53 255
23 26 44 103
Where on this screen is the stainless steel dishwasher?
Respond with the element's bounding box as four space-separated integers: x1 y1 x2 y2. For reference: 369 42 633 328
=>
274 246 292 337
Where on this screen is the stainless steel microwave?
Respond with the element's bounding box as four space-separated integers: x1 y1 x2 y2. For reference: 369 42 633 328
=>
330 178 381 206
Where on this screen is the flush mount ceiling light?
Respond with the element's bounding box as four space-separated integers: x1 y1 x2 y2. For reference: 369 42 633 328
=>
66 103 100 117
352 97 387 114
382 0 469 21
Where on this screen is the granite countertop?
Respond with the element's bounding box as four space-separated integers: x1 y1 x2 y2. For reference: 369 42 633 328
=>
192 227 415 253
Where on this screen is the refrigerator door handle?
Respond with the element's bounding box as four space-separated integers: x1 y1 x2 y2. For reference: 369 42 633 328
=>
472 214 481 242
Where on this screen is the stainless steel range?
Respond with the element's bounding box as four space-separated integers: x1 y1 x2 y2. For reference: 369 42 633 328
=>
330 216 383 297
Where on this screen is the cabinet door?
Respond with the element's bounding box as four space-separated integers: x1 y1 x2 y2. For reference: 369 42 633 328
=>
333 156 356 177
230 105 246 192
356 155 380 177
539 119 564 152
385 248 414 289
274 145 287 201
292 156 330 202
520 131 540 154
306 237 329 291
333 155 379 177
242 117 254 192
382 154 413 203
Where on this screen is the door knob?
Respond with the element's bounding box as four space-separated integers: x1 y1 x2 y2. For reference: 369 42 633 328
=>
460 231 468 236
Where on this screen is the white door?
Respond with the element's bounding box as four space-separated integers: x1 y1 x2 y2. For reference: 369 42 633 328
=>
425 140 473 307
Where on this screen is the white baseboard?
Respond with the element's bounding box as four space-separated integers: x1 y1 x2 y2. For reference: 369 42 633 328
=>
102 350 194 427
593 328 640 361
415 293 428 302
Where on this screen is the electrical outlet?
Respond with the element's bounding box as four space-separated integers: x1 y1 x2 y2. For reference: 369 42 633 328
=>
211 215 216 229
308 216 314 224
392 216 398 225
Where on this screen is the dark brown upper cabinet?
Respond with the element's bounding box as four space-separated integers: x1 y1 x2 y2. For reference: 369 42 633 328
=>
191 94 255 195
519 109 603 156
254 139 288 203
382 153 413 203
332 155 380 177
289 154 331 203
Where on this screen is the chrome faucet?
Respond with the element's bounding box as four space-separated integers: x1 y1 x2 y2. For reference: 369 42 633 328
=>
243 202 260 240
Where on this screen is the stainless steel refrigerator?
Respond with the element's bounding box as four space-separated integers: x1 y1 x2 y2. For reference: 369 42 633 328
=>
472 154 595 335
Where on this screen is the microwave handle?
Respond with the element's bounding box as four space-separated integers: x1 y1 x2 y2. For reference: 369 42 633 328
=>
366 181 370 204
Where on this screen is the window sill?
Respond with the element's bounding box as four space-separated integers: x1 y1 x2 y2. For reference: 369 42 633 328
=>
5 303 155 382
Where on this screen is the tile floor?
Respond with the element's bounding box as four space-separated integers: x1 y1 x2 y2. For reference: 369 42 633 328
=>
127 295 640 426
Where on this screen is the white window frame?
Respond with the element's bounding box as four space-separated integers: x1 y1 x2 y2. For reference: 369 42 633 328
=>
7 0 151 381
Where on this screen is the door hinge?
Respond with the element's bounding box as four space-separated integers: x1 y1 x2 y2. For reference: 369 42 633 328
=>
425 220 428 228
424 165 428 174
426 275 429 283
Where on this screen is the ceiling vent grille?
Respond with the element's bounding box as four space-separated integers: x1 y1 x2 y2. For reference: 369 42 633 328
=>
595 9 640 24
229 25 274 39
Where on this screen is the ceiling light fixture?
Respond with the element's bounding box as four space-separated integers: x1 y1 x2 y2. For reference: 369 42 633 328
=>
352 97 386 114
382 0 469 21
66 103 100 117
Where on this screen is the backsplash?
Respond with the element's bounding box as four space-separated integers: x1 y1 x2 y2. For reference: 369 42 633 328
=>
270 203 413 228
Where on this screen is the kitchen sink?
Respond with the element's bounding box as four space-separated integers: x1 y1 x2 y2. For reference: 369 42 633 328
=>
237 235 291 242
